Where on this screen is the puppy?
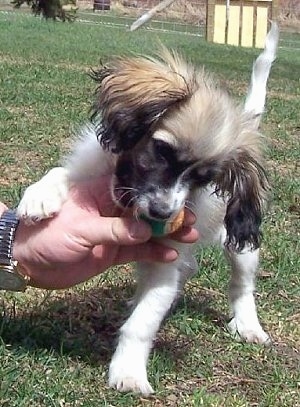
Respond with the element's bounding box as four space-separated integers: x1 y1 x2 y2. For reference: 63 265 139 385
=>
18 23 279 395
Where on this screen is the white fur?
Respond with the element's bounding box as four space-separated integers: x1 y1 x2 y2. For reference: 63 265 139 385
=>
17 167 69 223
226 248 271 344
17 26 278 395
244 22 279 118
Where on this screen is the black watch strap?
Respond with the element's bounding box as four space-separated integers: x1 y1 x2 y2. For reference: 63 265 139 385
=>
0 209 19 266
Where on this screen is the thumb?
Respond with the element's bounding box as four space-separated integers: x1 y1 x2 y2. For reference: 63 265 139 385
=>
79 216 153 246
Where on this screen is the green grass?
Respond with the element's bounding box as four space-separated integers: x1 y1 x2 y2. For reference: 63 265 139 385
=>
0 10 299 407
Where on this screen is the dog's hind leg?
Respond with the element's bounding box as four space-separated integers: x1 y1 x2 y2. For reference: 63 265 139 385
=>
109 260 182 395
225 248 271 344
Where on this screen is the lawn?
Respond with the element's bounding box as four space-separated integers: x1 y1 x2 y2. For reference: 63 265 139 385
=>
0 10 299 407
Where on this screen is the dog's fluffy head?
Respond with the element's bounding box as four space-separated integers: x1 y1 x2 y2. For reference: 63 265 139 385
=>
91 49 268 251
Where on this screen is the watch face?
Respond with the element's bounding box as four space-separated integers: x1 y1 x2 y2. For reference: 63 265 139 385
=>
0 268 27 291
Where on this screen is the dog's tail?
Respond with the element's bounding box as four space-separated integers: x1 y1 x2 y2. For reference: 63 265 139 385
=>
244 21 279 124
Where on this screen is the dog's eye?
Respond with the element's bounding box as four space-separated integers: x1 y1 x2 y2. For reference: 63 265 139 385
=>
189 165 217 186
153 140 175 163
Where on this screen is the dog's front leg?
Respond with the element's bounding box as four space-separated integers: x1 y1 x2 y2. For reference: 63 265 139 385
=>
17 167 70 223
225 248 271 344
109 261 180 395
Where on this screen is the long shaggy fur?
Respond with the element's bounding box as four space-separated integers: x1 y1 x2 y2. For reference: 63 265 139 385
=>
91 49 195 152
91 46 270 251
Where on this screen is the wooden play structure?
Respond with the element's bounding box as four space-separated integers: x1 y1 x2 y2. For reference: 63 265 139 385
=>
129 0 278 48
206 0 279 48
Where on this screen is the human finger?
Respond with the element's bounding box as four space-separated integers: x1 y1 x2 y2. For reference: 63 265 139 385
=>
76 216 153 246
182 209 196 227
169 226 199 243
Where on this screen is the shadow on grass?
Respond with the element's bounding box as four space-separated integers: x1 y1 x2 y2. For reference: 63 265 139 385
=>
0 284 129 365
0 281 227 365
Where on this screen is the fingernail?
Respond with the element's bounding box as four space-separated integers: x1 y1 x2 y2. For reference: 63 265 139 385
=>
129 221 151 240
184 212 196 226
165 249 178 261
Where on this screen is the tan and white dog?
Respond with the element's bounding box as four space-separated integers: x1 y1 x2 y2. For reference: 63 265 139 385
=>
18 23 279 395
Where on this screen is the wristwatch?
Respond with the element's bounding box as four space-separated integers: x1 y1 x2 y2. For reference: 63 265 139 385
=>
0 209 28 291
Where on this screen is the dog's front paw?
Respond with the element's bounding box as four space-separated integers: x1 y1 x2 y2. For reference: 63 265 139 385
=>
18 182 67 223
228 317 271 345
109 360 154 396
17 167 69 224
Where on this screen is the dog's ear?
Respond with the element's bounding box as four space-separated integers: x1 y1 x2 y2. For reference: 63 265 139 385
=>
90 51 194 152
215 150 269 252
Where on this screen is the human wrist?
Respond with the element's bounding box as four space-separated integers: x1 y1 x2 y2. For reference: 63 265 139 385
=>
11 219 28 268
0 202 8 216
0 208 28 291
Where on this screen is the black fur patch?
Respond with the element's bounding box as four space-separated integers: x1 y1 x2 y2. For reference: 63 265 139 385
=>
114 139 195 208
215 152 268 252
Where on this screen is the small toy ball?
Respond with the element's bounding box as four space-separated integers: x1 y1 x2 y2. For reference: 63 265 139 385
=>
140 209 185 237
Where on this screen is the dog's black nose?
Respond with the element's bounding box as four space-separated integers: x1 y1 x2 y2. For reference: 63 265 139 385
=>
148 205 173 220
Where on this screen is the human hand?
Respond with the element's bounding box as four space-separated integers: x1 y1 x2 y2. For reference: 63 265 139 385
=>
12 176 198 289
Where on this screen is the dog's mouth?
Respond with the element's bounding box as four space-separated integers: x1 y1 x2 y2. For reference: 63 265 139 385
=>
113 191 186 229
111 170 189 222
112 182 180 222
